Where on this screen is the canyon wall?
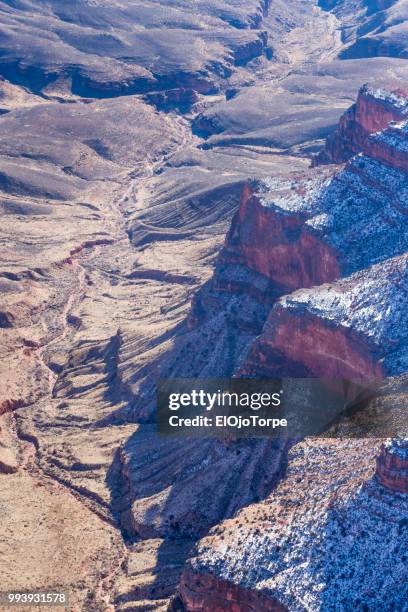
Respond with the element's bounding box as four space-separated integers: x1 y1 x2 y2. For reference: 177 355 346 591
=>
314 84 408 164
220 182 340 290
376 438 408 494
367 121 408 171
178 87 408 610
241 252 407 379
177 569 286 612
188 112 408 382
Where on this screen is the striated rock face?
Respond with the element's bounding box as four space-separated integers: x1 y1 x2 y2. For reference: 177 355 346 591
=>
241 253 408 379
121 432 290 539
143 88 199 111
178 568 286 612
240 310 384 379
176 87 408 610
367 120 408 171
120 91 407 596
204 111 408 299
376 438 408 494
189 114 408 380
187 168 340 332
314 84 408 165
220 181 340 291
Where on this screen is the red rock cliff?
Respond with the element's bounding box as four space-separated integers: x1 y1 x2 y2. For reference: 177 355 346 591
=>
376 439 408 494
239 308 384 379
187 174 340 331
179 86 408 612
178 568 286 612
240 251 407 380
314 84 408 165
220 182 340 290
366 121 408 172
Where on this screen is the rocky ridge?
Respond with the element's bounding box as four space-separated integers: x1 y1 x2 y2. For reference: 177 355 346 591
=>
117 86 408 564
174 87 408 610
241 251 408 379
376 438 408 494
189 113 408 381
314 83 408 164
178 438 408 611
0 0 272 100
319 0 408 60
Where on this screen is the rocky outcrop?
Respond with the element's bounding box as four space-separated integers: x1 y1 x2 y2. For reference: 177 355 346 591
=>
188 120 408 380
367 120 408 171
176 89 408 609
187 172 338 332
233 31 268 65
376 438 408 494
220 180 340 290
178 568 286 612
189 109 408 380
187 168 338 332
314 84 408 165
143 88 199 111
180 438 408 611
4 0 408 606
121 432 289 539
241 252 408 379
121 91 407 594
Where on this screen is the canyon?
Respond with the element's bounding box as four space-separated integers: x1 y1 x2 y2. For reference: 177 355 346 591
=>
0 0 408 610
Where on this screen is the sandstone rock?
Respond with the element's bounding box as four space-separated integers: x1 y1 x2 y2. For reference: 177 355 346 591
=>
241 252 408 379
187 115 408 381
173 80 408 611
314 84 408 165
376 438 408 494
367 120 408 171
219 179 340 291
178 568 286 611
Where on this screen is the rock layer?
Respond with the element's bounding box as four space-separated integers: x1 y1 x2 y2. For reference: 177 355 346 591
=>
314 84 408 164
241 252 408 379
178 568 286 612
368 120 408 171
220 181 341 290
176 84 408 611
188 111 408 382
376 438 408 494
